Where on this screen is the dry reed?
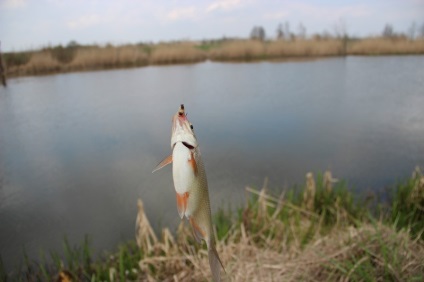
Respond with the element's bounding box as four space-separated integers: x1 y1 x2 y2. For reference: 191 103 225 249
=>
209 40 265 61
20 51 61 75
134 173 424 281
348 38 424 55
149 43 206 65
7 170 424 281
4 38 424 77
69 46 148 70
267 39 344 57
303 172 316 210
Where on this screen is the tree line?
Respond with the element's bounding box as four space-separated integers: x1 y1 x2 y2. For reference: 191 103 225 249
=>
250 21 424 41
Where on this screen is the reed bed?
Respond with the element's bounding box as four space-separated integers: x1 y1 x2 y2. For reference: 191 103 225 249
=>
348 38 424 55
3 38 424 77
149 43 206 65
3 46 149 76
18 51 61 75
68 46 149 70
208 40 265 61
4 169 424 281
266 39 345 58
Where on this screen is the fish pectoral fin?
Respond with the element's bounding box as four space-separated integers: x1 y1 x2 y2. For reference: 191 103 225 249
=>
176 192 189 219
189 217 205 243
152 155 173 173
188 152 198 176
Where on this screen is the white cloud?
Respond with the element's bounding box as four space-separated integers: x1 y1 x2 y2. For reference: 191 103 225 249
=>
67 14 102 30
166 7 197 21
207 0 243 13
1 0 27 9
263 11 289 20
287 3 370 21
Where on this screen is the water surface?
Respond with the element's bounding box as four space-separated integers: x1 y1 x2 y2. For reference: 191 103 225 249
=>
1 56 424 270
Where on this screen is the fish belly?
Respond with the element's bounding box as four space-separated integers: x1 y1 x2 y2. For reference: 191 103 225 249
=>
172 142 196 195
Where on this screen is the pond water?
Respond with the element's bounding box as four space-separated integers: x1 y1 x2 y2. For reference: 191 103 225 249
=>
1 56 424 270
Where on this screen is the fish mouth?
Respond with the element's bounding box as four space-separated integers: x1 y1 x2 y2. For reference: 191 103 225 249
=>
178 104 185 116
171 104 198 149
174 104 188 127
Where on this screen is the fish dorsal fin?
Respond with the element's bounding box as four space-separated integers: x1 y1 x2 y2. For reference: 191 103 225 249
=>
152 155 172 173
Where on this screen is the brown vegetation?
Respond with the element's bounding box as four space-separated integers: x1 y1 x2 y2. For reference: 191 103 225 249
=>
209 40 265 61
349 37 424 55
133 182 424 281
149 42 206 64
3 37 424 77
69 46 149 70
24 51 61 74
267 39 345 57
6 170 424 281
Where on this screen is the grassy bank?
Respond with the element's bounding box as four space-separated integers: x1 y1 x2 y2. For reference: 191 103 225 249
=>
2 168 423 281
3 37 424 77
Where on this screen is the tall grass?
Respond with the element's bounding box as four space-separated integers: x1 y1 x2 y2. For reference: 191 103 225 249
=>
4 37 424 77
69 46 149 70
4 45 149 76
391 167 424 239
23 51 61 75
209 40 265 61
149 42 206 64
267 39 345 58
349 38 424 55
4 169 424 281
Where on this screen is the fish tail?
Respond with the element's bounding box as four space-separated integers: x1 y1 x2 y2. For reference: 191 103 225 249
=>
208 242 225 282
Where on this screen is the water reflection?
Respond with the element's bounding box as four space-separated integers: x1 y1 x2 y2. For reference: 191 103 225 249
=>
0 57 423 270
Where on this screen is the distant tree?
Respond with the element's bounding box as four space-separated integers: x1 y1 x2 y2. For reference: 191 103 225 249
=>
276 23 284 40
420 22 424 38
382 24 394 38
408 21 417 40
333 19 347 39
297 22 307 39
250 26 266 41
67 40 79 48
284 21 291 40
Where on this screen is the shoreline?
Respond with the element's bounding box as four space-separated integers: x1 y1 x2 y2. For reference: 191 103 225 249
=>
2 38 424 79
4 53 424 80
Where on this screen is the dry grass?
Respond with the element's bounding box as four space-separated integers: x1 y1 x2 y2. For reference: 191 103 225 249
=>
5 171 424 281
149 42 206 65
69 46 148 70
4 46 149 76
134 176 424 281
209 40 265 61
266 39 345 58
348 38 424 55
18 51 61 75
3 38 424 77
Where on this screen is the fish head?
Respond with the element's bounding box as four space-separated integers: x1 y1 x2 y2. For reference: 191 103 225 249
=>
171 104 198 149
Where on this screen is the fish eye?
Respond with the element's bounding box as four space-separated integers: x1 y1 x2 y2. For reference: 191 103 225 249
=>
190 124 194 129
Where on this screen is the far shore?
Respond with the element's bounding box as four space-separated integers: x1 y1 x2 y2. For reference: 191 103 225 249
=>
2 37 424 78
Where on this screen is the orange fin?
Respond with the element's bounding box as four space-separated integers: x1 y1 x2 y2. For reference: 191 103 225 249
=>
176 192 189 219
188 152 198 176
189 217 205 243
152 155 172 173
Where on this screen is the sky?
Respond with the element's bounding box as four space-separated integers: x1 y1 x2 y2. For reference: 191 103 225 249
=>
0 0 423 51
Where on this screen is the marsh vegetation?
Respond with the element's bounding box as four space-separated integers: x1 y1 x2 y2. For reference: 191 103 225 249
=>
3 37 424 77
3 169 423 281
